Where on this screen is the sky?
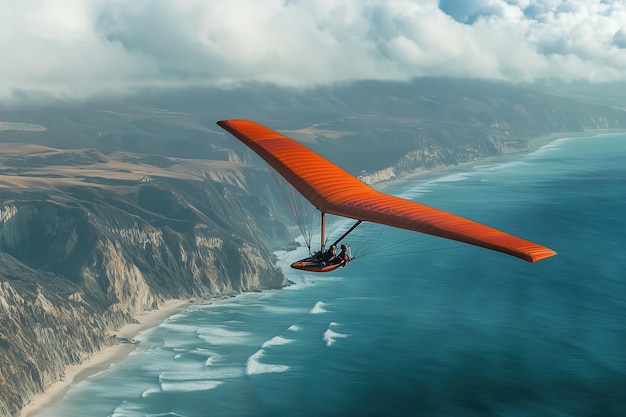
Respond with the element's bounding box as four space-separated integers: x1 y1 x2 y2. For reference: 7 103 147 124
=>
1 0 625 102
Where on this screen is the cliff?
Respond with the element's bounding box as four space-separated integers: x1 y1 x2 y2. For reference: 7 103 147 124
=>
0 152 287 416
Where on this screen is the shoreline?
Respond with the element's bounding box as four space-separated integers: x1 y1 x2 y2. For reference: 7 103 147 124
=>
19 298 193 417
374 128 626 190
524 128 624 150
17 127 625 417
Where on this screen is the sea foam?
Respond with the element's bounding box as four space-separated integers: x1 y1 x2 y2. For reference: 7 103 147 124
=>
158 322 198 333
245 350 289 375
323 323 350 347
432 172 470 183
310 301 329 314
261 335 295 348
160 380 223 392
196 326 252 345
141 386 162 398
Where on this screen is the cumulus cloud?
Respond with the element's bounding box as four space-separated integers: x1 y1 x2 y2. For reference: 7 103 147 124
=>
0 0 625 101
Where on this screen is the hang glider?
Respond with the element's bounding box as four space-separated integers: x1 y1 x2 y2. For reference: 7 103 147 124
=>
217 119 556 272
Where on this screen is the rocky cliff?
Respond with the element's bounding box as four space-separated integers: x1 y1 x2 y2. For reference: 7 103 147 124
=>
0 157 287 416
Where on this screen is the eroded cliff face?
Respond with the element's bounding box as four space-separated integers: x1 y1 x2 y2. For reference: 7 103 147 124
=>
0 175 288 416
0 269 111 416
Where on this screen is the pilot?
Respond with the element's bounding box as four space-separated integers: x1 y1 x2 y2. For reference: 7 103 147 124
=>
333 244 350 266
322 244 337 265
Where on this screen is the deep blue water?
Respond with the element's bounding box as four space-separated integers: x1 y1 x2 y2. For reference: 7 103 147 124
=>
40 133 626 417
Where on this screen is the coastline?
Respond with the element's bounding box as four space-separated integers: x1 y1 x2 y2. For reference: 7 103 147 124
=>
19 298 192 417
524 128 624 150
375 128 626 190
16 127 626 417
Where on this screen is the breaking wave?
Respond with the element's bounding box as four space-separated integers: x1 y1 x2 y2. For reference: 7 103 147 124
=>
141 386 161 398
196 326 252 345
310 301 329 314
245 350 289 375
160 380 223 392
261 335 295 348
323 323 350 347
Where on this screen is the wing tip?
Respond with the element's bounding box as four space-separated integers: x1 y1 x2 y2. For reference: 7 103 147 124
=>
217 119 234 129
526 248 557 263
217 119 250 126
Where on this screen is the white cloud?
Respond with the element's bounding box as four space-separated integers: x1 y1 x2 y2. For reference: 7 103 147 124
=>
0 0 625 102
614 28 626 49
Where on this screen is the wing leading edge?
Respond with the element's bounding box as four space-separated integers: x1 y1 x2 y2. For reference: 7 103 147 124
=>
217 119 556 263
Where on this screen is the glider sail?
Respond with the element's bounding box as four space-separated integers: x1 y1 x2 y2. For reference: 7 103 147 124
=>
217 119 556 263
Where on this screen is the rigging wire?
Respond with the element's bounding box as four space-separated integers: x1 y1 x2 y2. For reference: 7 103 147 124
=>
255 151 469 264
331 220 469 262
268 166 318 252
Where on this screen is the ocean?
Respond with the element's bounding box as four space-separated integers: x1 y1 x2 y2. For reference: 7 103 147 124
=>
38 133 626 417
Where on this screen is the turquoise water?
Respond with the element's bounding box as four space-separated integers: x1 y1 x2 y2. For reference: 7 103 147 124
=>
40 133 626 417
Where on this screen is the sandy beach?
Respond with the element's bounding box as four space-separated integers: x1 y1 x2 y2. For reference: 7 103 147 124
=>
19 299 192 417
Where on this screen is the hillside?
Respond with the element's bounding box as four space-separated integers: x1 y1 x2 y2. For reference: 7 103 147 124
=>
4 78 626 179
0 147 287 416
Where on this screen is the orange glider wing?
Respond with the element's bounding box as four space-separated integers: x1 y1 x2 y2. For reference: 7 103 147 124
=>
217 119 556 263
